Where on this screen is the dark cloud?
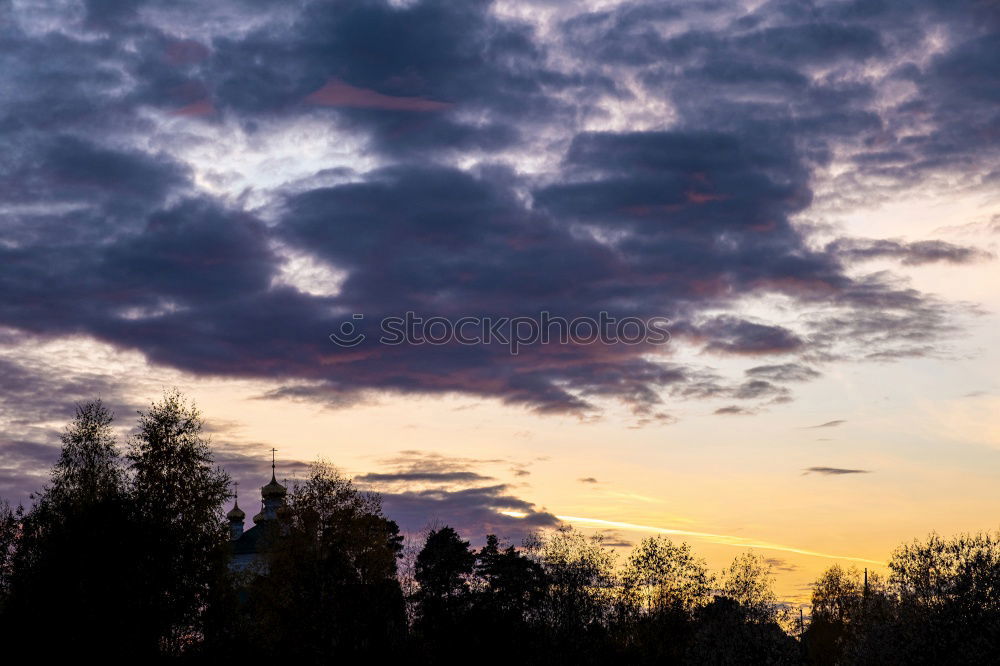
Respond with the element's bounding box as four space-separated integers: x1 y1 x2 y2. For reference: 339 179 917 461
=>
732 380 792 402
537 130 815 247
803 466 870 476
564 0 1000 191
804 420 847 429
205 0 582 158
349 449 557 541
746 364 822 383
379 484 559 542
0 0 991 441
364 450 523 484
735 23 884 64
578 477 599 484
802 280 966 363
714 406 756 416
697 317 805 356
595 529 633 548
764 557 798 573
374 450 509 474
356 471 494 484
826 238 991 266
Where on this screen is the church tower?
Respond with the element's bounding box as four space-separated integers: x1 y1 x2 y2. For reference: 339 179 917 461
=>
253 448 288 524
228 449 289 571
226 483 245 540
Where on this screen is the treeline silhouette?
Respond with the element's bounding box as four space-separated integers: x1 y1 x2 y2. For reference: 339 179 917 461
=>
2 394 999 664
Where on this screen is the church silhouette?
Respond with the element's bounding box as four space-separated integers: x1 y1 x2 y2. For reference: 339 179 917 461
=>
227 451 288 571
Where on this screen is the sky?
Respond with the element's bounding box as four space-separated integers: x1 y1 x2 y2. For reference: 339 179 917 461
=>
1 0 999 602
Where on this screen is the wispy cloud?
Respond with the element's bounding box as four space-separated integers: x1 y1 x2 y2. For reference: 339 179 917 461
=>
356 471 494 483
595 529 633 548
803 467 870 476
557 515 883 565
765 557 799 573
803 420 847 429
714 405 756 416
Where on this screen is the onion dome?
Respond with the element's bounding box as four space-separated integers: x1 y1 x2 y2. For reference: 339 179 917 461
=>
226 500 245 522
261 473 287 500
252 509 267 525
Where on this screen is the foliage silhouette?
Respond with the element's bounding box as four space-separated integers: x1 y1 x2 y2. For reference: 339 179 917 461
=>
3 400 149 658
128 390 231 654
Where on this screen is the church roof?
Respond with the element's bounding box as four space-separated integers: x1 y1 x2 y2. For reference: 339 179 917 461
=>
261 474 287 499
226 500 245 521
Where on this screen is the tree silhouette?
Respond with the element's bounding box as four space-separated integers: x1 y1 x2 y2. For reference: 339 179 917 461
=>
128 390 231 654
416 526 476 601
808 563 864 662
3 400 148 658
619 536 713 616
522 526 619 664
610 536 712 664
475 533 547 619
882 532 1000 662
414 526 474 625
803 535 1000 664
49 399 123 506
687 553 796 664
718 551 780 624
408 526 476 662
0 500 20 603
687 595 799 665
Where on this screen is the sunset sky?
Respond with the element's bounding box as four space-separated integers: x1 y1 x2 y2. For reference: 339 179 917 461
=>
2 0 999 603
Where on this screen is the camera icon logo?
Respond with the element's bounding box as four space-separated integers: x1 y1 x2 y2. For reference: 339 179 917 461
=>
329 314 366 347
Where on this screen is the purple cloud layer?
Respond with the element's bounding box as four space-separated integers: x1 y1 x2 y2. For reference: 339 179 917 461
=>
0 0 996 465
